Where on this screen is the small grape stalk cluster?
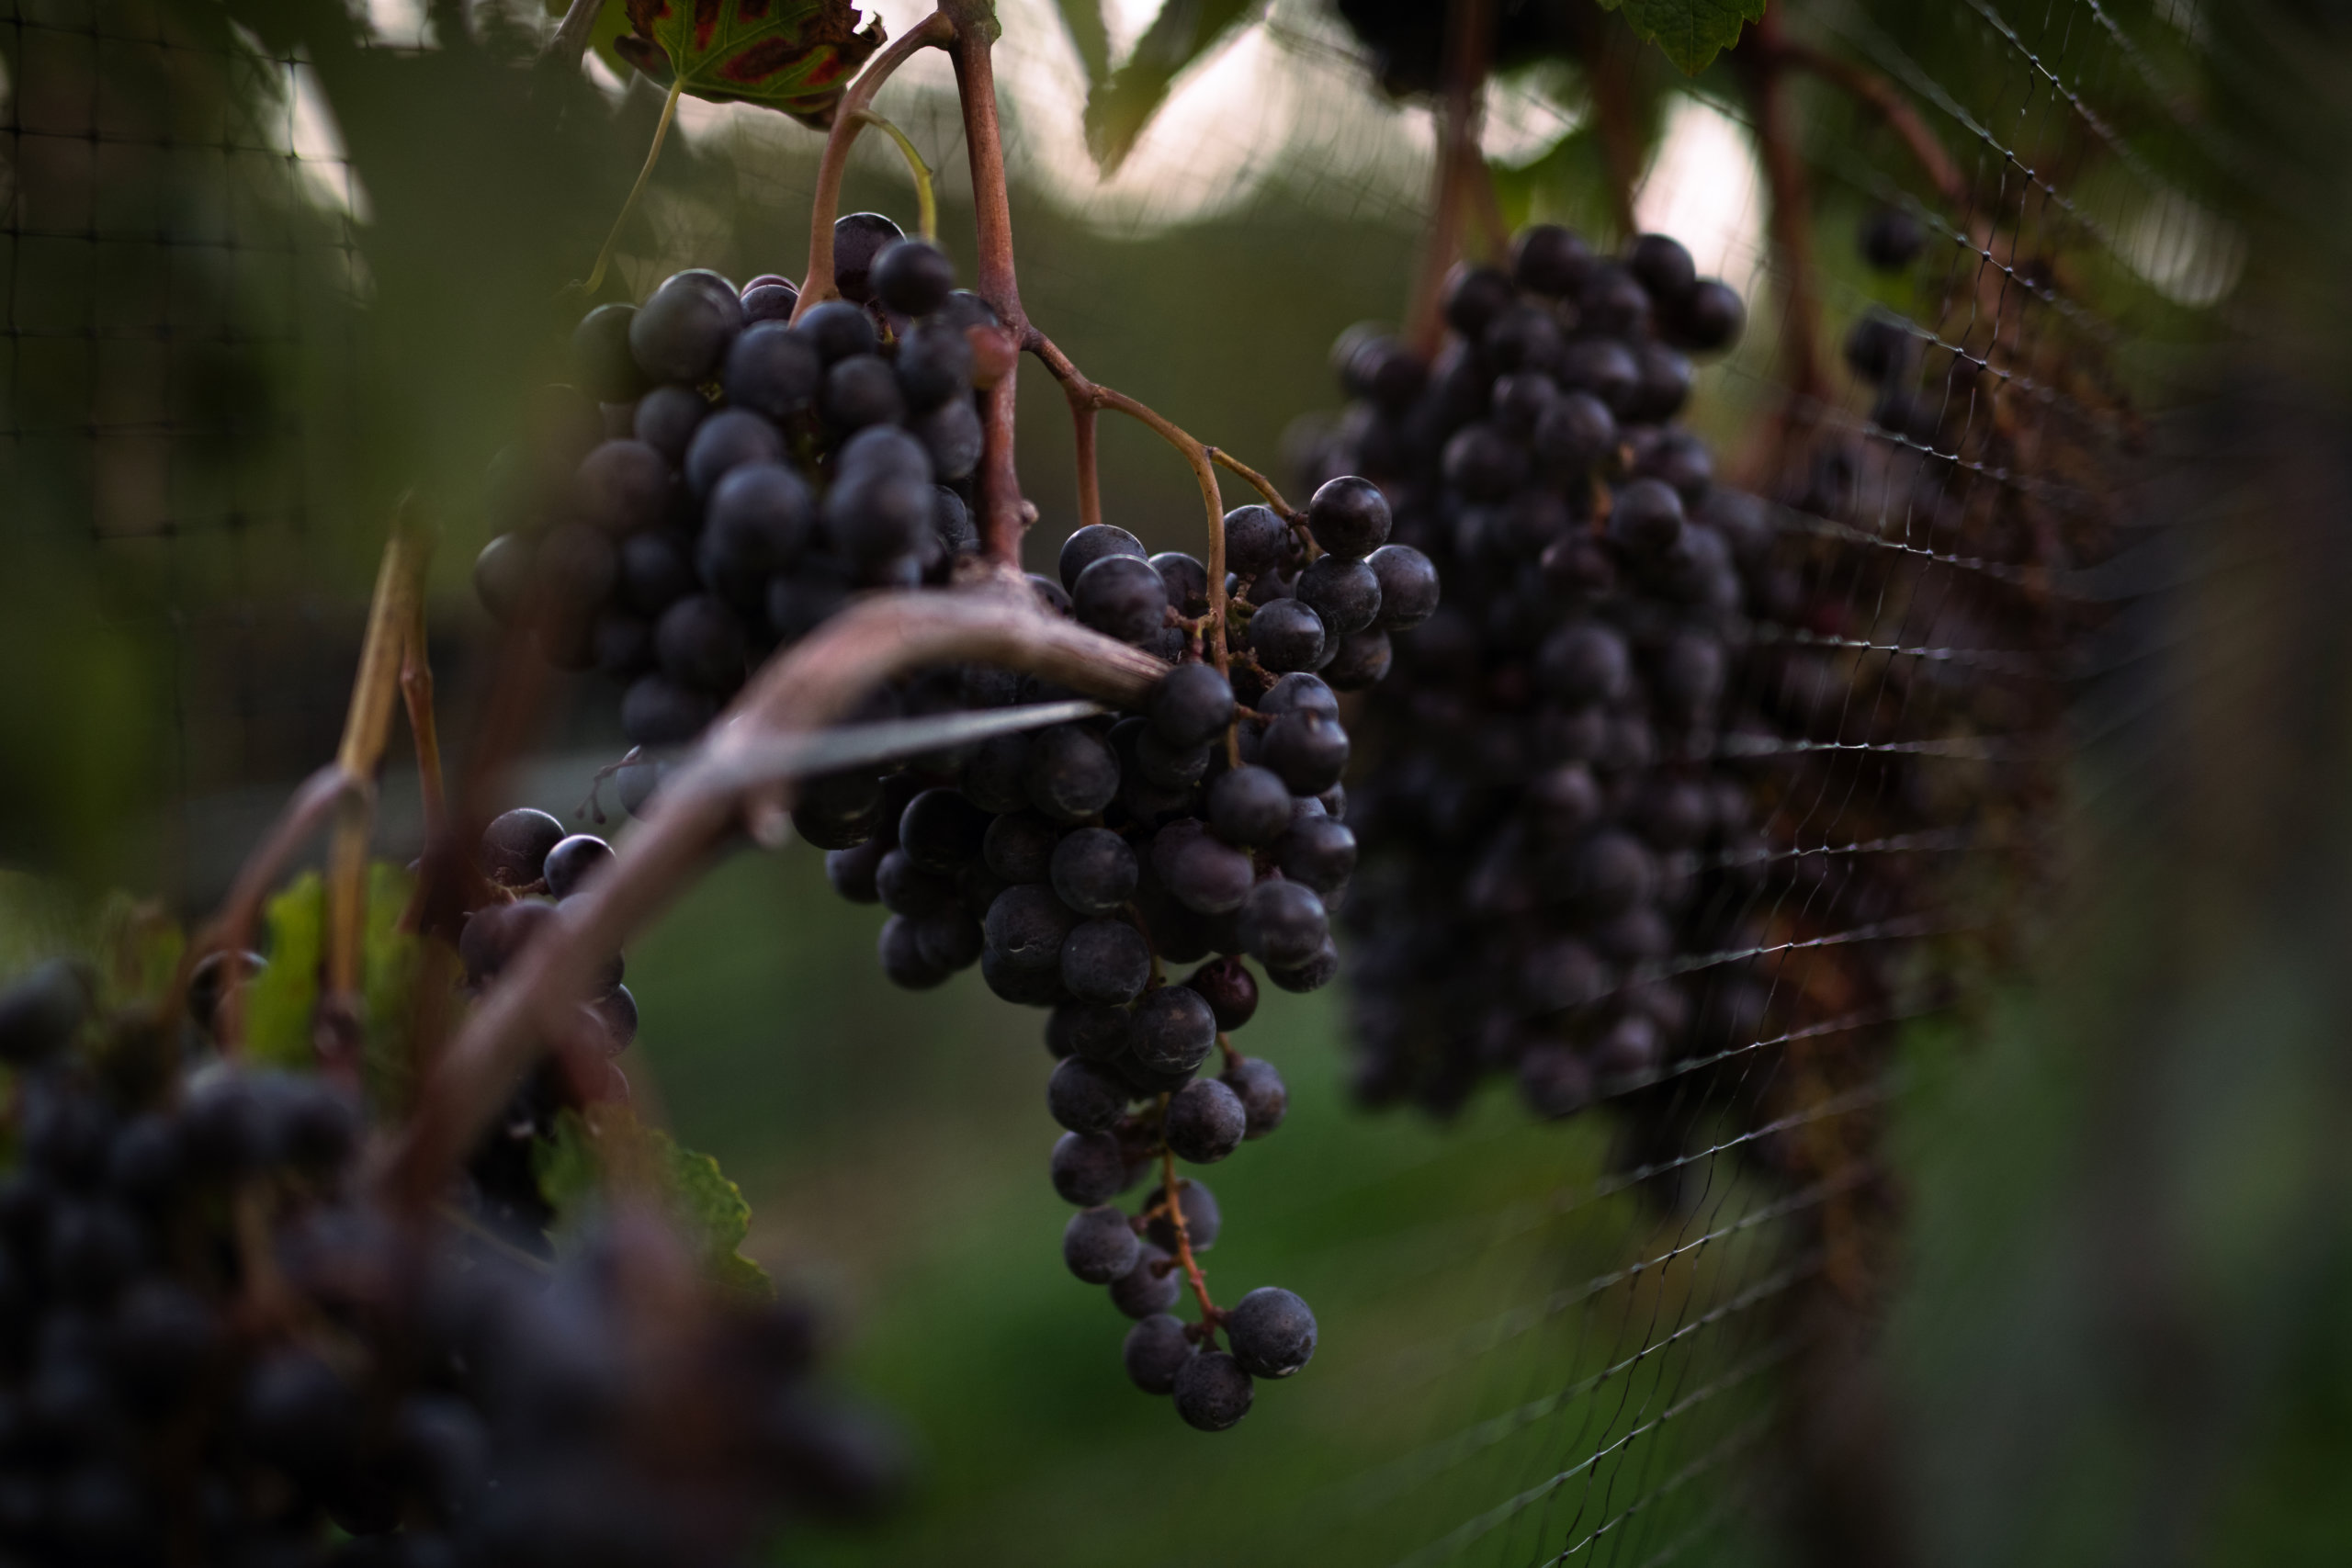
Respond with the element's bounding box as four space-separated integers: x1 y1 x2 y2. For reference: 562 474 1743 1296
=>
0 957 894 1566
458 806 637 1253
810 486 1437 1428
477 211 1000 749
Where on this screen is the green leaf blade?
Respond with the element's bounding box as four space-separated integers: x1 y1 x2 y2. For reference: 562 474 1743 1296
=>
243 874 323 1070
1595 0 1764 74
619 0 881 122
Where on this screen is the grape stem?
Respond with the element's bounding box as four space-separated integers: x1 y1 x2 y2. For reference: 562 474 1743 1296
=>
1158 1143 1221 1333
185 763 366 1058
324 523 434 1071
1405 0 1495 360
1204 446 1300 523
792 10 956 320
945 4 1034 565
385 585 1170 1209
854 109 939 243
1745 10 1828 404
582 75 684 299
1751 36 1968 210
1587 21 1645 242
399 587 446 859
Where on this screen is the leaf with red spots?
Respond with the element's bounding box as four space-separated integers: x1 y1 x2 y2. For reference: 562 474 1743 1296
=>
615 0 884 127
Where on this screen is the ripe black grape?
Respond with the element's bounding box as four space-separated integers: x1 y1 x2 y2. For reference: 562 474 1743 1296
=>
1063 1205 1143 1284
1164 1079 1245 1164
1224 1286 1316 1378
1171 1349 1253 1431
1123 1314 1192 1394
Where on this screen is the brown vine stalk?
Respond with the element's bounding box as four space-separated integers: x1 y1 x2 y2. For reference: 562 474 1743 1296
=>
384 587 1167 1208
792 12 956 317
1159 1145 1219 1330
1405 0 1496 359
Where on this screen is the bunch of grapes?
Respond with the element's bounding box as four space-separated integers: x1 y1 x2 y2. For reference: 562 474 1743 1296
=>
0 957 895 1566
1295 225 1775 1134
808 489 1435 1428
477 211 996 749
1297 214 2093 1209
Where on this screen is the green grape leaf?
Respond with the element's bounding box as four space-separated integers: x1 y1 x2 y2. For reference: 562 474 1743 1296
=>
1053 0 1111 89
360 863 424 1113
534 1110 774 1298
1082 0 1262 174
1593 0 1764 74
243 874 323 1070
614 0 884 126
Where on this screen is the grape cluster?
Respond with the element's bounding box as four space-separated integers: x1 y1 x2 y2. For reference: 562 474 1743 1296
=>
808 494 1437 1427
1301 217 2080 1196
0 957 895 1566
476 212 996 749
1292 225 1778 1127
458 807 638 1253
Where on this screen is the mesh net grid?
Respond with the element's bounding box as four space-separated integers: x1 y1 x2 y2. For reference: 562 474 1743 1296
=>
0 0 2245 1563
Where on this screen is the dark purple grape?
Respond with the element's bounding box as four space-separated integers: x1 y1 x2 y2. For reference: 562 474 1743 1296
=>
1164 1079 1245 1164
1049 1002 1135 1064
872 239 956 316
1172 1349 1252 1431
1442 264 1515 338
1295 555 1381 637
1050 1132 1128 1206
1023 725 1120 822
794 299 880 364
1513 224 1593 297
542 835 613 898
1224 1286 1316 1378
983 885 1080 974
1058 524 1148 592
654 594 747 693
1306 475 1392 559
1063 1205 1142 1284
481 808 565 888
1844 312 1914 385
622 675 718 746
1238 881 1327 969
1625 232 1696 304
896 321 976 411
1148 663 1235 750
573 302 648 402
914 398 984 483
1205 765 1290 847
1222 504 1289 579
1184 957 1257 1032
1073 555 1170 645
1260 712 1349 795
983 810 1059 884
826 840 887 903
1124 1314 1191 1394
1060 919 1151 1005
876 851 957 919
1151 822 1254 916
628 271 744 384
1109 1244 1182 1317
1669 279 1746 354
1049 828 1138 917
898 788 991 874
741 280 798 322
1275 815 1355 894
832 212 906 305
1047 1057 1131 1134
1248 600 1326 674
1607 478 1686 555
1861 205 1928 271
1142 1178 1220 1252
1130 986 1216 1074
1221 1056 1285 1136
683 409 786 498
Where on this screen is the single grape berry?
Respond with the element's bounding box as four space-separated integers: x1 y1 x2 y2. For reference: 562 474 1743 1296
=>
899 788 991 874
1073 555 1170 646
1023 725 1121 822
1164 1079 1246 1164
1221 1056 1286 1137
1123 1314 1192 1395
1238 881 1328 970
1142 1179 1220 1252
481 809 565 888
1058 524 1148 592
1248 600 1326 674
1295 554 1382 637
683 409 786 499
1148 662 1235 750
572 302 648 403
872 239 956 317
1306 475 1392 559
1260 711 1350 795
1183 957 1258 1032
1151 821 1254 915
1060 919 1152 1006
628 271 745 385
0 959 90 1067
1172 1349 1254 1432
1062 1205 1142 1285
542 835 614 898
1224 1286 1316 1378
793 299 880 364
1205 766 1291 848
832 212 906 305
1844 312 1914 385
1129 986 1216 1074
1513 223 1594 296
1670 279 1746 355
1049 828 1138 918
1049 1132 1129 1206
1625 232 1696 303
1276 815 1356 895
1047 1056 1131 1134
1607 478 1687 556
984 811 1060 884
1110 1244 1182 1318
1442 264 1516 339
1049 1001 1135 1064
983 885 1080 974
1222 504 1289 579
1861 205 1928 271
